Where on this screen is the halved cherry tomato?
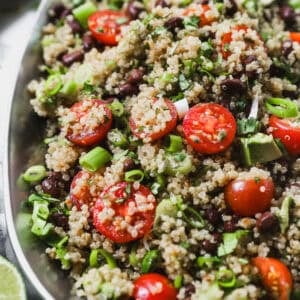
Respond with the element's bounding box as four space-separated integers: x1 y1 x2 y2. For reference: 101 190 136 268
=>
224 177 274 217
252 257 293 300
93 182 156 243
221 25 249 59
184 4 215 26
70 170 93 209
182 103 236 154
88 10 129 46
129 98 178 142
269 115 300 155
133 273 177 300
290 32 300 43
66 100 112 147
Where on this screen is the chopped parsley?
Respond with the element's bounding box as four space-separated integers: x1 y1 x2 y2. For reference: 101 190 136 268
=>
183 16 199 29
179 73 190 91
237 118 261 136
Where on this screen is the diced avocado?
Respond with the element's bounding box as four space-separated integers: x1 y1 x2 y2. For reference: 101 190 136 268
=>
279 196 294 233
241 133 283 166
154 199 178 226
100 283 115 299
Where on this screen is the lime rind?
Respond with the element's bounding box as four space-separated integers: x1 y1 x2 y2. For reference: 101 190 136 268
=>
0 256 26 300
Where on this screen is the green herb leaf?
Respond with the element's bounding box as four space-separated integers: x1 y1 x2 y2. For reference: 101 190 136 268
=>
179 73 190 91
217 230 248 257
183 16 199 29
279 196 294 233
237 118 261 136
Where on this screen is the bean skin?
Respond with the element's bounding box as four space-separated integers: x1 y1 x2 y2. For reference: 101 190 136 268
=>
119 83 139 97
164 17 184 33
127 68 144 84
67 19 82 34
221 78 246 95
123 158 136 171
279 5 296 26
126 1 144 20
82 33 95 52
256 212 278 233
155 0 169 8
282 40 293 57
62 50 84 67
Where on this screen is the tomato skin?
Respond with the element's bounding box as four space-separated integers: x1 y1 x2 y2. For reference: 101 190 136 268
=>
93 182 156 243
224 178 274 217
88 10 129 46
290 32 300 43
66 100 112 147
182 103 236 154
252 257 293 300
133 274 177 300
184 4 215 26
129 98 178 142
269 115 300 155
221 25 249 58
70 170 93 209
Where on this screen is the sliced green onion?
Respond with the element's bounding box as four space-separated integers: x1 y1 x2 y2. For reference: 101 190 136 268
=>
141 250 159 273
151 174 166 195
265 97 299 118
79 147 112 172
216 269 236 288
109 100 124 117
32 200 50 220
197 256 220 268
89 249 117 268
279 196 293 233
165 135 183 153
165 152 193 176
45 74 62 96
55 236 70 269
107 129 128 148
22 165 47 183
28 193 60 204
60 80 77 96
174 275 183 289
125 169 144 182
154 199 178 225
129 246 139 267
73 1 97 27
181 206 205 229
31 218 53 236
89 249 99 267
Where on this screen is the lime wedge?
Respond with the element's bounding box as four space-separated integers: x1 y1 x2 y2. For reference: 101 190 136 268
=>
0 256 26 300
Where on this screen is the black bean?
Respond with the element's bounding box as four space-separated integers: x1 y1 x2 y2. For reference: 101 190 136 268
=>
48 3 66 20
42 172 63 197
164 17 183 33
279 5 295 26
282 89 298 99
256 212 278 233
155 0 169 8
119 83 139 97
212 232 222 243
82 33 95 52
123 158 136 172
50 212 69 231
60 8 72 18
282 40 293 57
62 50 84 67
67 19 82 34
127 68 144 84
224 220 237 232
221 78 246 95
205 208 221 226
126 1 143 20
269 64 285 77
184 284 195 299
200 0 209 4
201 239 218 254
225 0 238 17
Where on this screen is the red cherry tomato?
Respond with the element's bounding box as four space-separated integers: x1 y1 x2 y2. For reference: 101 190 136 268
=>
184 4 215 26
221 25 249 59
224 178 274 217
269 115 300 155
66 100 112 147
252 257 293 300
88 10 129 46
182 103 236 154
290 32 300 43
133 274 177 300
129 98 178 142
93 182 156 243
70 170 93 209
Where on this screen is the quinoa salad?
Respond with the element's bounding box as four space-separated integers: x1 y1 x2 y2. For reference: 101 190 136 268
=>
20 0 300 299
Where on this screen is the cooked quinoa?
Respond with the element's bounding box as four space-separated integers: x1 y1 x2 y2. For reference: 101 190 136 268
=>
21 0 300 299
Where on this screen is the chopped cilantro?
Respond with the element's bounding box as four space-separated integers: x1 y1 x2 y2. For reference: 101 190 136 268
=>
179 74 190 91
82 81 97 95
183 16 199 29
217 230 248 257
237 118 261 136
